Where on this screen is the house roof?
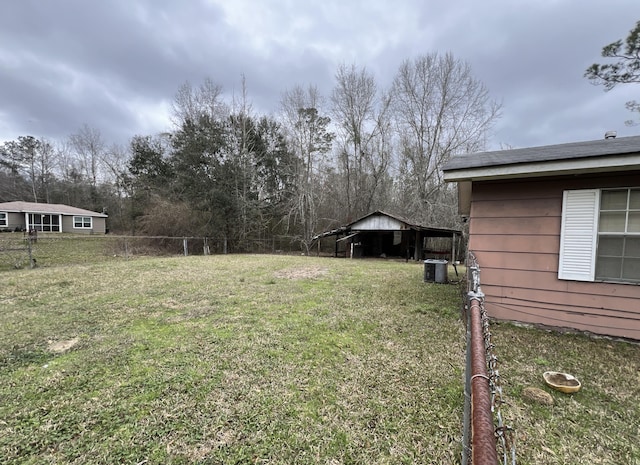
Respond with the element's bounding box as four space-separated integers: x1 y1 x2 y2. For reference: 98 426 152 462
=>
0 201 108 217
442 135 640 182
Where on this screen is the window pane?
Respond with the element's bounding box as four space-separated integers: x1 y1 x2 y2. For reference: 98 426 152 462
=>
622 258 640 280
629 189 640 209
52 216 59 225
598 236 623 256
628 211 640 232
595 256 622 279
600 189 628 210
599 211 626 232
626 237 640 258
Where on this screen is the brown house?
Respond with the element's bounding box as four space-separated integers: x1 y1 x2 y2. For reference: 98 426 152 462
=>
443 134 640 340
0 201 108 234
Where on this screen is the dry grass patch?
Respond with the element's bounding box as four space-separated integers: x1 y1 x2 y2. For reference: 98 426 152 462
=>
273 265 329 280
46 338 79 353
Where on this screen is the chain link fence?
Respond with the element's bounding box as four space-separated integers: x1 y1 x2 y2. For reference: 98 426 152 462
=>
463 252 516 465
0 233 305 271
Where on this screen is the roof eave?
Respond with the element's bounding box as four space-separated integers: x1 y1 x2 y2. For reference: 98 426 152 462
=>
443 154 640 182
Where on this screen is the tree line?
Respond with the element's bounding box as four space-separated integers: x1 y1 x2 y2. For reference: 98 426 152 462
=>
1 52 501 252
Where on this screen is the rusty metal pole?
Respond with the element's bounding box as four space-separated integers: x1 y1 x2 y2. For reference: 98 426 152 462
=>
462 296 472 465
469 293 498 465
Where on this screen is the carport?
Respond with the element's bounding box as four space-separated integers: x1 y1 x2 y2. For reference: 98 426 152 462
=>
313 210 462 261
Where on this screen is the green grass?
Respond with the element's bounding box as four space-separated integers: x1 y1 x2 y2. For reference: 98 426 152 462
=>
493 323 640 465
0 254 638 464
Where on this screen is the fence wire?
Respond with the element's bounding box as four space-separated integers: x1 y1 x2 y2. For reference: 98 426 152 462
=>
0 233 305 271
463 252 516 465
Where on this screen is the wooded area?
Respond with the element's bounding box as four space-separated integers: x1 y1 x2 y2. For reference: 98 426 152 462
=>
0 53 499 253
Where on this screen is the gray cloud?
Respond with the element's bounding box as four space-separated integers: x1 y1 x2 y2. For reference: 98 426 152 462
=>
1 0 639 150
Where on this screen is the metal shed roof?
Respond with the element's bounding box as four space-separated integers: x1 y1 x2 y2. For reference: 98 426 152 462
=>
313 210 461 240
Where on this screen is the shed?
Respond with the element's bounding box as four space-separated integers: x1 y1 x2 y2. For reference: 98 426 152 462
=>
442 134 640 340
314 211 462 261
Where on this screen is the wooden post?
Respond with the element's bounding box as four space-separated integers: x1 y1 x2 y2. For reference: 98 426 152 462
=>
27 236 34 268
183 237 188 256
452 233 457 262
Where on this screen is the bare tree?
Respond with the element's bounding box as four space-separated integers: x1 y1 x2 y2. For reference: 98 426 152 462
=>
365 91 395 212
171 77 227 128
35 137 56 203
100 143 131 231
390 52 501 224
331 64 378 219
228 75 259 247
0 136 57 203
69 124 106 189
280 85 333 252
54 137 86 204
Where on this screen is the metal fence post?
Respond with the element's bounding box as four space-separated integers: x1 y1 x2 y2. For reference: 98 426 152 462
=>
462 292 472 465
469 291 498 465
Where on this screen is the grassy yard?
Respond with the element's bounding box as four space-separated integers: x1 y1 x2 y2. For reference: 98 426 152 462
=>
0 253 638 464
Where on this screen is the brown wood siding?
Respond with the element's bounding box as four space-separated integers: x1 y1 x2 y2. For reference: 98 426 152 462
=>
469 173 640 340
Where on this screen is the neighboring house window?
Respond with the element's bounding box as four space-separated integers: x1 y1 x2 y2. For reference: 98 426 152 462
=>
74 216 92 229
0 212 7 227
559 188 640 283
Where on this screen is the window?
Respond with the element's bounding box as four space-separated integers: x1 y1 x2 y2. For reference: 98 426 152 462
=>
73 216 92 229
0 212 7 227
559 188 640 283
28 214 61 232
596 189 640 282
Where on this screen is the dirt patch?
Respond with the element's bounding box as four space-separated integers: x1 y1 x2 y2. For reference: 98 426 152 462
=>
274 266 329 280
47 337 79 353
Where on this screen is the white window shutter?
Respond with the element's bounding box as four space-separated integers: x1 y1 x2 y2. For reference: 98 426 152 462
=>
558 189 599 281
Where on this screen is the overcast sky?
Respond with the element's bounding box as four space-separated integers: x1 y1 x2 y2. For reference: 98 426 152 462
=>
1 0 639 152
